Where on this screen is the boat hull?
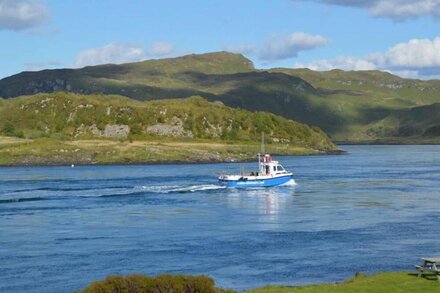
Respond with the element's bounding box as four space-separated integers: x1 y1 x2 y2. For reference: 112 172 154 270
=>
219 174 293 188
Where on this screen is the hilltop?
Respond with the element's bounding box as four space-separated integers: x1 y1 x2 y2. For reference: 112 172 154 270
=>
0 92 338 166
1 52 439 143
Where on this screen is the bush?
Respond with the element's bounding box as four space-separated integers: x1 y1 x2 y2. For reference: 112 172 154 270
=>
80 274 222 293
1 122 15 136
1 122 24 138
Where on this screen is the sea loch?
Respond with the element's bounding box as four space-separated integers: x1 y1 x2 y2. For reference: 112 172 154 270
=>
1 145 439 292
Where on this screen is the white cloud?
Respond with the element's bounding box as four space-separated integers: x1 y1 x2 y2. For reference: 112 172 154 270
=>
74 42 175 68
227 32 330 61
306 0 440 21
0 0 50 31
295 37 440 79
295 56 376 71
381 37 440 68
259 32 330 60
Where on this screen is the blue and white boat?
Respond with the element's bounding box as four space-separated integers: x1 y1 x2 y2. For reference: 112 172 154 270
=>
218 153 294 188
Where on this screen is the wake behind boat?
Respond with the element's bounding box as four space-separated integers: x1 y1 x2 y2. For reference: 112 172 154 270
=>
218 153 294 188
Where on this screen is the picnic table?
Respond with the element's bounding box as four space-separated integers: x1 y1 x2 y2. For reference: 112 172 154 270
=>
415 257 440 281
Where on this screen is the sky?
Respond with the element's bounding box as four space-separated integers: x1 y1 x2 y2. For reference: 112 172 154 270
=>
0 0 439 79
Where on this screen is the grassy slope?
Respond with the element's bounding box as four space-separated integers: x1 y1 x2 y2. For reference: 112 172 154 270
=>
0 92 337 165
0 52 255 99
1 52 440 142
270 68 440 142
249 272 440 292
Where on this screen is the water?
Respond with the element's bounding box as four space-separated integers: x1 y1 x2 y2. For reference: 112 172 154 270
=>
1 145 440 292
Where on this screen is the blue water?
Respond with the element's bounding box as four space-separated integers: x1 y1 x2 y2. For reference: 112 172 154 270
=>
1 145 440 292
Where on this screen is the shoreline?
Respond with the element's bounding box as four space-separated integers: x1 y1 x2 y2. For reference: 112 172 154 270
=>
0 149 346 168
335 140 440 145
0 136 344 167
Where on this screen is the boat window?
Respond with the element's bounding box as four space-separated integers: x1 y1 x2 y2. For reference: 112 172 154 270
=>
277 166 285 171
273 166 276 171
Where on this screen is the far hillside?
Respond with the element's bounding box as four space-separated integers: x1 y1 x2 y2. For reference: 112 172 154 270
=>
1 52 440 143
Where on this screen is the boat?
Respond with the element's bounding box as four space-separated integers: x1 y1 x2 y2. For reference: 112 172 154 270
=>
218 153 294 188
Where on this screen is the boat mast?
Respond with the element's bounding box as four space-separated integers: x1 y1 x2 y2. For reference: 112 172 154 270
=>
259 132 265 174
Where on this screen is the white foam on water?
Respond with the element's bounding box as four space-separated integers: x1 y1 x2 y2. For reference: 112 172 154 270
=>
170 184 227 193
280 179 297 187
78 187 139 198
138 185 181 193
137 184 226 194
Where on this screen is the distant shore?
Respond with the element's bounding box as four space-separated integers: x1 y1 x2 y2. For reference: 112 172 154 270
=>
336 138 440 145
0 137 344 167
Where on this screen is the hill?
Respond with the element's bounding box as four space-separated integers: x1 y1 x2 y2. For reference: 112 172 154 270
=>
0 92 338 165
1 52 439 143
354 103 440 143
269 68 440 142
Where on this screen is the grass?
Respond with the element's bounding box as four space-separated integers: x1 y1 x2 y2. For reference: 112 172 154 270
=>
248 272 440 293
0 136 31 145
78 272 439 293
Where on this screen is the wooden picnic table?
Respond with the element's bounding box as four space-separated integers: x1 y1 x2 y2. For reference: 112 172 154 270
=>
415 257 440 281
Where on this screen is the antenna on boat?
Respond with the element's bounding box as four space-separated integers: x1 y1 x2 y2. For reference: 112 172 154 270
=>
258 132 265 175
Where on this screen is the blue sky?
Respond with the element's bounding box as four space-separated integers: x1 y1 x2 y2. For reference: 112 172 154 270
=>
0 0 439 79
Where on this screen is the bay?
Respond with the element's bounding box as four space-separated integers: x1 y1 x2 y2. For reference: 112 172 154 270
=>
0 145 439 292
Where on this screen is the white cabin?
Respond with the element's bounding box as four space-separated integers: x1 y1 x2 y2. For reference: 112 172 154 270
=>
255 154 289 177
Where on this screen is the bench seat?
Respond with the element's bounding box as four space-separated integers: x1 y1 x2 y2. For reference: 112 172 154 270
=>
415 265 440 281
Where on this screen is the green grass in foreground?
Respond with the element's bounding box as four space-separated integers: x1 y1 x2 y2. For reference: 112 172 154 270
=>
249 272 440 293
79 272 439 293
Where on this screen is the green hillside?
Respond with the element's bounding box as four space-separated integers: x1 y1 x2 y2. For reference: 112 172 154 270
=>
355 103 440 142
0 52 256 100
0 92 337 165
270 68 440 142
1 52 440 143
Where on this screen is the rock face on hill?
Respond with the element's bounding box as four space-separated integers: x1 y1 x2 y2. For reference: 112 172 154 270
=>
146 117 194 138
1 51 440 143
78 124 130 138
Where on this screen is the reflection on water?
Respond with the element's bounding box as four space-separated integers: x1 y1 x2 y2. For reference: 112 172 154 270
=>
1 146 440 292
227 186 296 223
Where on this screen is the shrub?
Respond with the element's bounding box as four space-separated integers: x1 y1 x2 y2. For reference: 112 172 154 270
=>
80 274 221 293
1 121 15 136
1 122 24 138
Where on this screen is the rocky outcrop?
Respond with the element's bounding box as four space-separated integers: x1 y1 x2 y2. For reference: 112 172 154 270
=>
76 124 130 138
103 125 130 138
146 116 193 138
